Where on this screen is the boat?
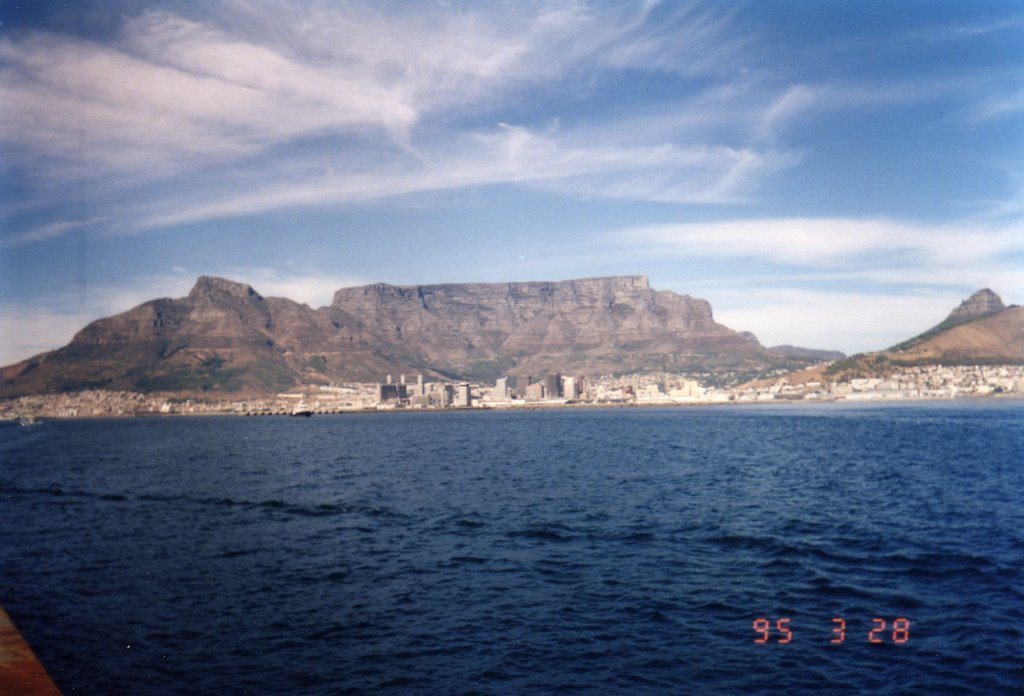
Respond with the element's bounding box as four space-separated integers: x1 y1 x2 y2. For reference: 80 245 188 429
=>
290 402 314 417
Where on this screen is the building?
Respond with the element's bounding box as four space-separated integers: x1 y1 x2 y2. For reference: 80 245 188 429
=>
544 372 562 399
455 383 472 407
406 374 427 398
376 382 407 403
377 374 408 403
433 383 454 407
525 383 546 401
493 377 509 401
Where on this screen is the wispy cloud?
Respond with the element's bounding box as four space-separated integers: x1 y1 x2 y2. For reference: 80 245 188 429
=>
0 216 107 248
615 217 1024 268
0 2 784 238
711 287 970 354
0 2 745 179
911 14 1024 42
129 122 796 230
4 2 1014 244
615 214 1024 352
210 266 368 308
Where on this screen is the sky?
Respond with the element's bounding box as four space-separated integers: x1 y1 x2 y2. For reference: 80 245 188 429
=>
0 0 1022 365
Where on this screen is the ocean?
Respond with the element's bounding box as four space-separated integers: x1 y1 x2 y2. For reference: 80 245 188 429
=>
1 402 1022 694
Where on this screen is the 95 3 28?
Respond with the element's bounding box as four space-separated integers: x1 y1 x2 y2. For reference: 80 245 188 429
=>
752 617 911 645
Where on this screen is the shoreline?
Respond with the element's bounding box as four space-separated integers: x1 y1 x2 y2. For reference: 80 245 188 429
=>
4 392 1022 422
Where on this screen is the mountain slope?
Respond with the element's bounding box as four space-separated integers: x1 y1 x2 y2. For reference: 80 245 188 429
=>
889 306 1024 364
890 288 1006 351
825 289 1023 381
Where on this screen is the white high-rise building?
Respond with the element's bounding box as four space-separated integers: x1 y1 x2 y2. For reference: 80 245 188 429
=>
456 383 472 407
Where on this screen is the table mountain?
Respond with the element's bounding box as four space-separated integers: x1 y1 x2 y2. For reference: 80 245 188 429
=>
1 275 823 396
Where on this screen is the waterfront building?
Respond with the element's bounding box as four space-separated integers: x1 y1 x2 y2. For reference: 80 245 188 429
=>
456 383 472 407
494 377 509 401
433 383 454 407
376 378 407 403
525 383 545 401
544 372 562 399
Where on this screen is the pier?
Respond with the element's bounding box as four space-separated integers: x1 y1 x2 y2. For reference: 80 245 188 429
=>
0 605 61 695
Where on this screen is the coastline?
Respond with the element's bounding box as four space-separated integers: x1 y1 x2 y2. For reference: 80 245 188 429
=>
3 391 1022 422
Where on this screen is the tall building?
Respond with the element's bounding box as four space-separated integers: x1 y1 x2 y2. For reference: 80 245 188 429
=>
408 374 426 398
544 372 562 399
564 376 580 400
434 383 454 407
494 377 508 401
376 381 406 403
455 383 472 407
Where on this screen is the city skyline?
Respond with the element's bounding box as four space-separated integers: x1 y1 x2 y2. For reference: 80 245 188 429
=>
1 1 1022 365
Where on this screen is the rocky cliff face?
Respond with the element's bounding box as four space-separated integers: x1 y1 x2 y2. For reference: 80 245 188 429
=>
1 275 818 396
327 276 766 379
931 288 1005 334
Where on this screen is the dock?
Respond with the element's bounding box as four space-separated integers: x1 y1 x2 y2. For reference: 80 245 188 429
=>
0 605 61 695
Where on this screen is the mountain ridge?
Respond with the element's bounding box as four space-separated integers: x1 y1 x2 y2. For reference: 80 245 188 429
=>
0 275 831 396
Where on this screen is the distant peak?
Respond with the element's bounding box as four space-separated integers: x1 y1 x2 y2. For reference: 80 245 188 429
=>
947 288 1004 322
188 276 262 302
893 287 1008 350
738 331 762 347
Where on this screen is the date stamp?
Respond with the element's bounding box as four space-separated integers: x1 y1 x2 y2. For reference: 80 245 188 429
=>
752 617 911 644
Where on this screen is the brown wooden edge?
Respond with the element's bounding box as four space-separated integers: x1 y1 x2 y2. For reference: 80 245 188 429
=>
0 605 62 695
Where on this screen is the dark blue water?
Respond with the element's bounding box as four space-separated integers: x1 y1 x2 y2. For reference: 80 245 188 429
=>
1 403 1022 694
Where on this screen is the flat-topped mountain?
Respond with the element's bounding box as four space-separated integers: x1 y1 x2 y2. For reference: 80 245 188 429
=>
327 275 778 380
1 275 829 396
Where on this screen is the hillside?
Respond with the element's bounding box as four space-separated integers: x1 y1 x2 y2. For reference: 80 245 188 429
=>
825 290 1023 381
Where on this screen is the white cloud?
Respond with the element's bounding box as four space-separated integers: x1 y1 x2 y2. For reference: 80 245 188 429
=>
710 287 968 354
911 14 1024 42
616 217 1024 268
211 267 368 308
0 1 783 240
0 11 418 179
0 305 94 367
0 216 107 248
0 3 744 182
615 215 1024 353
970 89 1024 122
126 121 796 231
758 84 821 139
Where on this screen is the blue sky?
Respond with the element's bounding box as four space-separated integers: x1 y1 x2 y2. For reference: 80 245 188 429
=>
1 0 1022 365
